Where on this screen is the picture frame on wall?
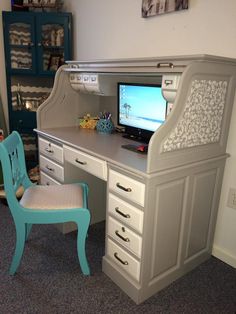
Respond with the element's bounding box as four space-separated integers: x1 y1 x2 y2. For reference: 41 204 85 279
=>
142 0 188 18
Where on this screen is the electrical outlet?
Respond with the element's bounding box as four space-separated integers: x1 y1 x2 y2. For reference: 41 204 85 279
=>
227 188 236 209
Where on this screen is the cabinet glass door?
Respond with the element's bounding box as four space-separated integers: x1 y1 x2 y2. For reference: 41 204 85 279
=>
5 15 36 74
10 76 53 113
37 15 71 75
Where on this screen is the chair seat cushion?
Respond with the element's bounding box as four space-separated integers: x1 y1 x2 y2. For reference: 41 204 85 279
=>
20 184 84 210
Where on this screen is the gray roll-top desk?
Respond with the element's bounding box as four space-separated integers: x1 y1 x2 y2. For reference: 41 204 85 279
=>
35 55 236 304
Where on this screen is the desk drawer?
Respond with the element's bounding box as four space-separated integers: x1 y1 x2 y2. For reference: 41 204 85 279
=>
108 216 142 258
108 193 143 234
39 155 64 182
109 170 145 206
64 145 107 181
40 171 61 186
39 137 63 164
107 238 140 282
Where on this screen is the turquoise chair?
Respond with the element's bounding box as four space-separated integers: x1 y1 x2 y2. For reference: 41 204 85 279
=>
0 131 90 275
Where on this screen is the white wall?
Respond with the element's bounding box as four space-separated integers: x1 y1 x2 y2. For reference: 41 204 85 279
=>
64 0 236 61
63 0 236 267
0 2 11 132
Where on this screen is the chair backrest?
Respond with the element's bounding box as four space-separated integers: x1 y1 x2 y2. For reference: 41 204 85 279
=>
0 131 32 210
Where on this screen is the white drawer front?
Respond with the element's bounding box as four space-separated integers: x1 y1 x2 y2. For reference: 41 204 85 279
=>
108 216 142 258
40 155 64 182
64 145 107 181
107 238 140 282
39 137 63 164
109 170 145 206
108 193 144 234
40 171 61 186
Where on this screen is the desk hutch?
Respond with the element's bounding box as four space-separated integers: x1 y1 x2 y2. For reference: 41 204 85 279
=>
35 55 236 304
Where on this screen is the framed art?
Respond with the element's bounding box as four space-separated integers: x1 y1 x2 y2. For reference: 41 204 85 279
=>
48 54 61 71
142 0 188 18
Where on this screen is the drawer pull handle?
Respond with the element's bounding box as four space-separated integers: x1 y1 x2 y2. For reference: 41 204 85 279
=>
114 252 128 265
116 182 132 192
45 165 54 172
115 207 130 218
45 147 54 154
115 230 130 242
75 158 87 165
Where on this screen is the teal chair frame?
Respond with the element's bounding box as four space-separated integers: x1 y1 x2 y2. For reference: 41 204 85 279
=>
0 131 90 275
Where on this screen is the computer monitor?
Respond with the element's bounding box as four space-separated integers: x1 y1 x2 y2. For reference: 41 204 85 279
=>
117 82 167 143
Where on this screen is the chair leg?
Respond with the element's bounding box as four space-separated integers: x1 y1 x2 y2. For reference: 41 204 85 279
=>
25 223 32 241
76 215 90 275
9 223 26 275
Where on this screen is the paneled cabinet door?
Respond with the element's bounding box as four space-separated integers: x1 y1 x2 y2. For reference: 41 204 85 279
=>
3 12 72 76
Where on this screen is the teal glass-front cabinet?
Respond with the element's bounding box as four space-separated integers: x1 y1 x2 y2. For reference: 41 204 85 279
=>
3 12 72 76
2 11 72 167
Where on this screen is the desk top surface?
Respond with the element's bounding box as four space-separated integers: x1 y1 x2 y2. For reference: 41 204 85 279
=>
36 127 148 175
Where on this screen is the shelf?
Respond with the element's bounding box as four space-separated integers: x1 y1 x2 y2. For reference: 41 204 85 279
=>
23 3 61 8
42 44 64 49
23 3 63 11
10 43 32 47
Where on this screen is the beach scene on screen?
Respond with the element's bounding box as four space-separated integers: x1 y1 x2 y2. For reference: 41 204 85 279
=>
119 84 166 132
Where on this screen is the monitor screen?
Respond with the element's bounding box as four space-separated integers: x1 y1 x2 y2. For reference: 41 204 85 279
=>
117 82 167 143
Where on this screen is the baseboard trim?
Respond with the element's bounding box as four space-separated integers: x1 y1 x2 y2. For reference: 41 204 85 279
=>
212 245 236 268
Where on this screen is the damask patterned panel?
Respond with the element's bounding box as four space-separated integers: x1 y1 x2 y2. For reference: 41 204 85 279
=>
162 79 227 152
